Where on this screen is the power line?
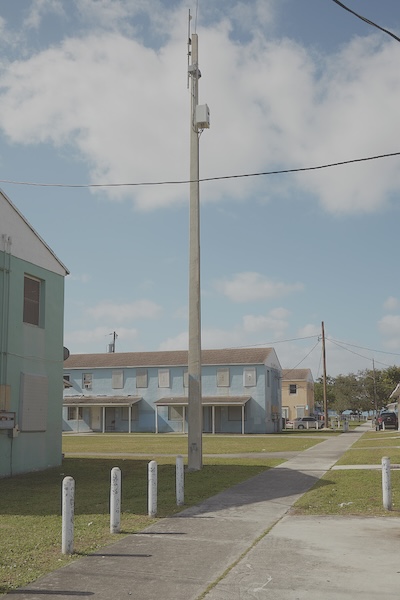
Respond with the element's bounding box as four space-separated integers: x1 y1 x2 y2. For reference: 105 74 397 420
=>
331 0 400 43
0 150 399 189
327 337 400 357
327 338 394 369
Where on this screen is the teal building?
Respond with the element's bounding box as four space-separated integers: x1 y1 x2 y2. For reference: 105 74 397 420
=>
0 190 68 477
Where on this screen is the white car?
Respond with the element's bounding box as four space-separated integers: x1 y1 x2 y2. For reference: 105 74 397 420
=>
292 416 324 430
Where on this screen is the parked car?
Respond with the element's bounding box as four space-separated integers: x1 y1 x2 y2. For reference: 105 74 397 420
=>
292 416 324 430
377 412 398 430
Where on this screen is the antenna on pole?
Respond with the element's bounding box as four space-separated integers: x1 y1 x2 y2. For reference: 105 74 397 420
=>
108 331 118 353
187 10 192 89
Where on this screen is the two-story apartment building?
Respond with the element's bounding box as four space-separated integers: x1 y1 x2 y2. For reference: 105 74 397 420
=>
63 347 282 434
281 368 315 423
0 190 68 477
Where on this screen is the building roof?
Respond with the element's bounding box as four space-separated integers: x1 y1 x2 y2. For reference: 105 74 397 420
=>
64 348 276 369
282 368 313 382
154 396 251 407
0 189 69 276
64 396 141 406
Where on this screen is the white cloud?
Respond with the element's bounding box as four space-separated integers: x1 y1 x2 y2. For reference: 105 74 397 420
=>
86 299 162 322
242 313 288 336
378 314 400 351
383 296 400 312
0 2 398 215
297 323 320 338
216 272 304 303
69 273 90 283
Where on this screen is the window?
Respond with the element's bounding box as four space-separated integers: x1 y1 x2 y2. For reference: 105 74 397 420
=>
289 384 297 395
158 369 170 388
23 275 42 326
121 406 139 421
112 370 124 389
168 406 183 421
136 368 148 388
64 374 70 382
217 368 230 387
228 406 243 421
243 367 256 387
83 373 92 390
68 407 82 420
282 407 289 419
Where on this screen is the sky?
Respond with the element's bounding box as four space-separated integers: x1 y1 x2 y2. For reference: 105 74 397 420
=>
0 0 400 379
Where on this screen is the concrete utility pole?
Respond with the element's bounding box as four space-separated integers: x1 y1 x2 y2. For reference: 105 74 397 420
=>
321 321 328 427
187 15 210 471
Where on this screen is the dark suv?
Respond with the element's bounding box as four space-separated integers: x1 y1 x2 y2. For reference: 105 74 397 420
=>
377 412 398 430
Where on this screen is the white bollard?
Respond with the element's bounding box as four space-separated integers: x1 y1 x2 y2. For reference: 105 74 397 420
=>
62 476 75 555
382 456 392 510
148 460 157 517
110 467 121 533
176 455 185 506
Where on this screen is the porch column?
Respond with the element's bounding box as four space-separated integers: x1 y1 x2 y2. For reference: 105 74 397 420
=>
128 405 132 434
212 406 215 434
182 406 186 434
102 406 105 433
241 405 245 435
155 406 158 434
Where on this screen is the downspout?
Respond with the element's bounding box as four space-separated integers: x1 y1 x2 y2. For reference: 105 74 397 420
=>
0 235 11 394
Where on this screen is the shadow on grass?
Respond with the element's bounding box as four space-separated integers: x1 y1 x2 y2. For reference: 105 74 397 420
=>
0 457 334 518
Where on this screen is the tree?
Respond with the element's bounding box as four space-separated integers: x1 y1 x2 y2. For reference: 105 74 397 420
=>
314 376 335 410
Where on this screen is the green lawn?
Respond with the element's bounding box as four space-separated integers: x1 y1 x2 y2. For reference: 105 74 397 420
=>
1 429 394 595
62 432 325 455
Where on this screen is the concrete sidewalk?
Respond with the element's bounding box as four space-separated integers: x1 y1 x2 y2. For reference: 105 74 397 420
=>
5 424 400 599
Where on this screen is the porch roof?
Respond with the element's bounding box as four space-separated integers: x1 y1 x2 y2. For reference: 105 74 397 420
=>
63 396 142 407
154 396 251 407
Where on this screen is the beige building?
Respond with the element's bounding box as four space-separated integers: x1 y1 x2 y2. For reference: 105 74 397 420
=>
281 369 315 423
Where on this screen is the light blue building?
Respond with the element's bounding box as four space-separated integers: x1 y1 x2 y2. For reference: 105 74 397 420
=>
0 190 69 477
63 348 282 434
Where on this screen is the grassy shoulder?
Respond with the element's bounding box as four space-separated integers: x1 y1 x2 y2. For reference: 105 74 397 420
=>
293 429 400 517
62 432 326 455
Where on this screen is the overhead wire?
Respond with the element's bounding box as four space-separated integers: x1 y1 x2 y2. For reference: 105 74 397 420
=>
330 0 400 44
0 150 399 189
326 338 394 369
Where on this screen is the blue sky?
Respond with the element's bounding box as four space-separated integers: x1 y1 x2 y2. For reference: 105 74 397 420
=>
1 0 400 378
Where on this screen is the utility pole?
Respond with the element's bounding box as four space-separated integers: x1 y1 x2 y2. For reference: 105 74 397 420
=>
321 321 328 427
372 359 378 420
108 331 117 353
187 13 210 471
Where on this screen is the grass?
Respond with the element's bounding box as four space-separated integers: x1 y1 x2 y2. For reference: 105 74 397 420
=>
1 428 395 595
292 470 400 517
62 432 325 455
293 428 400 517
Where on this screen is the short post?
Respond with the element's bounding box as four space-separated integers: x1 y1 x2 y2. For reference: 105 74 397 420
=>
148 460 157 517
176 455 184 506
110 467 121 533
62 476 75 555
382 456 392 510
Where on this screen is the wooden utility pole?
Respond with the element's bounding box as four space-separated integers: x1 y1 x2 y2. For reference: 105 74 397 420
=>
322 321 328 426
